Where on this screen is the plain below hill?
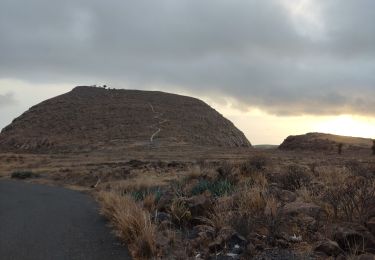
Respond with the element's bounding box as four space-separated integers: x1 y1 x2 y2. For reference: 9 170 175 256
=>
279 132 374 152
0 86 251 153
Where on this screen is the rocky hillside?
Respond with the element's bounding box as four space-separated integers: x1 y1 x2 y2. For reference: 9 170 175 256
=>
0 86 251 152
279 132 373 151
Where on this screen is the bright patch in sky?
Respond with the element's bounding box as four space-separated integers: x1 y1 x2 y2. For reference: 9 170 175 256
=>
314 115 375 139
281 0 326 39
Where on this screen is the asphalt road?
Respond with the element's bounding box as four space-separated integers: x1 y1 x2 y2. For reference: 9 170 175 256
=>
0 180 131 260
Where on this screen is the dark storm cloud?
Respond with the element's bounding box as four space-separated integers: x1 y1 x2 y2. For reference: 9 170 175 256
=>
0 0 374 116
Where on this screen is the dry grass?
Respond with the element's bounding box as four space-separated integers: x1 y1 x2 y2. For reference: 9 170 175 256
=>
316 165 350 186
237 185 267 216
97 191 157 259
4 148 375 259
104 178 157 195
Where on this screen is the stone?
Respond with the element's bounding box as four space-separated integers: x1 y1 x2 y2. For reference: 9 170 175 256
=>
282 201 322 218
208 241 222 253
277 189 297 203
155 211 171 222
314 240 343 256
187 194 212 217
333 223 375 254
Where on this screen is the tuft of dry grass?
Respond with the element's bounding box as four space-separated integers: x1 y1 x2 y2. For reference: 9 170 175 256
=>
237 186 267 216
316 166 350 186
97 191 157 259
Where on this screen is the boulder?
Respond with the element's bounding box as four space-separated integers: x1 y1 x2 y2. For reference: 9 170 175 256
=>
282 202 321 219
187 194 212 217
333 223 375 254
314 240 343 256
155 212 171 223
276 190 297 203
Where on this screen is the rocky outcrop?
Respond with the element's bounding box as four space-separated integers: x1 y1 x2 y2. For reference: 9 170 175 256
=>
0 86 251 152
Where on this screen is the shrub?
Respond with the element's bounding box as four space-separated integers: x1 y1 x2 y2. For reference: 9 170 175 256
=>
324 176 375 223
345 160 369 177
241 154 268 174
170 198 192 226
11 170 38 179
277 165 312 191
232 186 283 244
190 179 234 197
97 191 157 258
216 162 234 178
131 186 162 202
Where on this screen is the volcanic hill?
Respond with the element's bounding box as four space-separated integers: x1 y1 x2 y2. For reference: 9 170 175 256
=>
0 86 251 152
279 132 373 151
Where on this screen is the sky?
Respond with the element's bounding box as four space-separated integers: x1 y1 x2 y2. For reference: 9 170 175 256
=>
1 0 375 144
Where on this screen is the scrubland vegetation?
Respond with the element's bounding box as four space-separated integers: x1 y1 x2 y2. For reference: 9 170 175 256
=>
95 154 375 259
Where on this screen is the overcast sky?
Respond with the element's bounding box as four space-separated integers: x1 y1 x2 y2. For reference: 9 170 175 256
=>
1 0 375 144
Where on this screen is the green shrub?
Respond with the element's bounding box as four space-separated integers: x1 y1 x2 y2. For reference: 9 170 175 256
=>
131 187 162 202
191 179 234 197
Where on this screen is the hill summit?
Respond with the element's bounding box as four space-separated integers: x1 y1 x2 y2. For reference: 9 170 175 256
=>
0 86 251 152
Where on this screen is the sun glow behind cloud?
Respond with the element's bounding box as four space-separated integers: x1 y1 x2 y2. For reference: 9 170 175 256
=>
205 98 375 145
314 115 375 139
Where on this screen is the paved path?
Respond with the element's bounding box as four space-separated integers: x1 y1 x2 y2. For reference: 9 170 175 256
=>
0 180 131 260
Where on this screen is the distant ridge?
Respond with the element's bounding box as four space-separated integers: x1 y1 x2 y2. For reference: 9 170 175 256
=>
279 132 373 151
0 86 251 152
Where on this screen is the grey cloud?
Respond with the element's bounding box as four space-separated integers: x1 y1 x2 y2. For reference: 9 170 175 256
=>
0 93 16 108
0 0 374 116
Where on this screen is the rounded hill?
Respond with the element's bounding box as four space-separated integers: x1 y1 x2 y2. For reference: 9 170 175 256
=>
0 86 251 152
279 132 372 151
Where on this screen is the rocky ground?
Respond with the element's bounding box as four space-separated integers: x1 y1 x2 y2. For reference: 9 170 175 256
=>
1 146 375 259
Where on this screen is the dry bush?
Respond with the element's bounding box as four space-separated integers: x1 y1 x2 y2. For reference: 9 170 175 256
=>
185 165 204 180
274 165 312 191
206 196 235 230
316 166 350 187
143 193 157 212
345 160 369 177
242 171 268 189
170 197 192 226
263 196 284 244
97 191 157 259
231 185 281 239
237 186 267 215
296 187 314 203
106 178 156 195
324 176 375 223
216 161 236 179
241 154 268 174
